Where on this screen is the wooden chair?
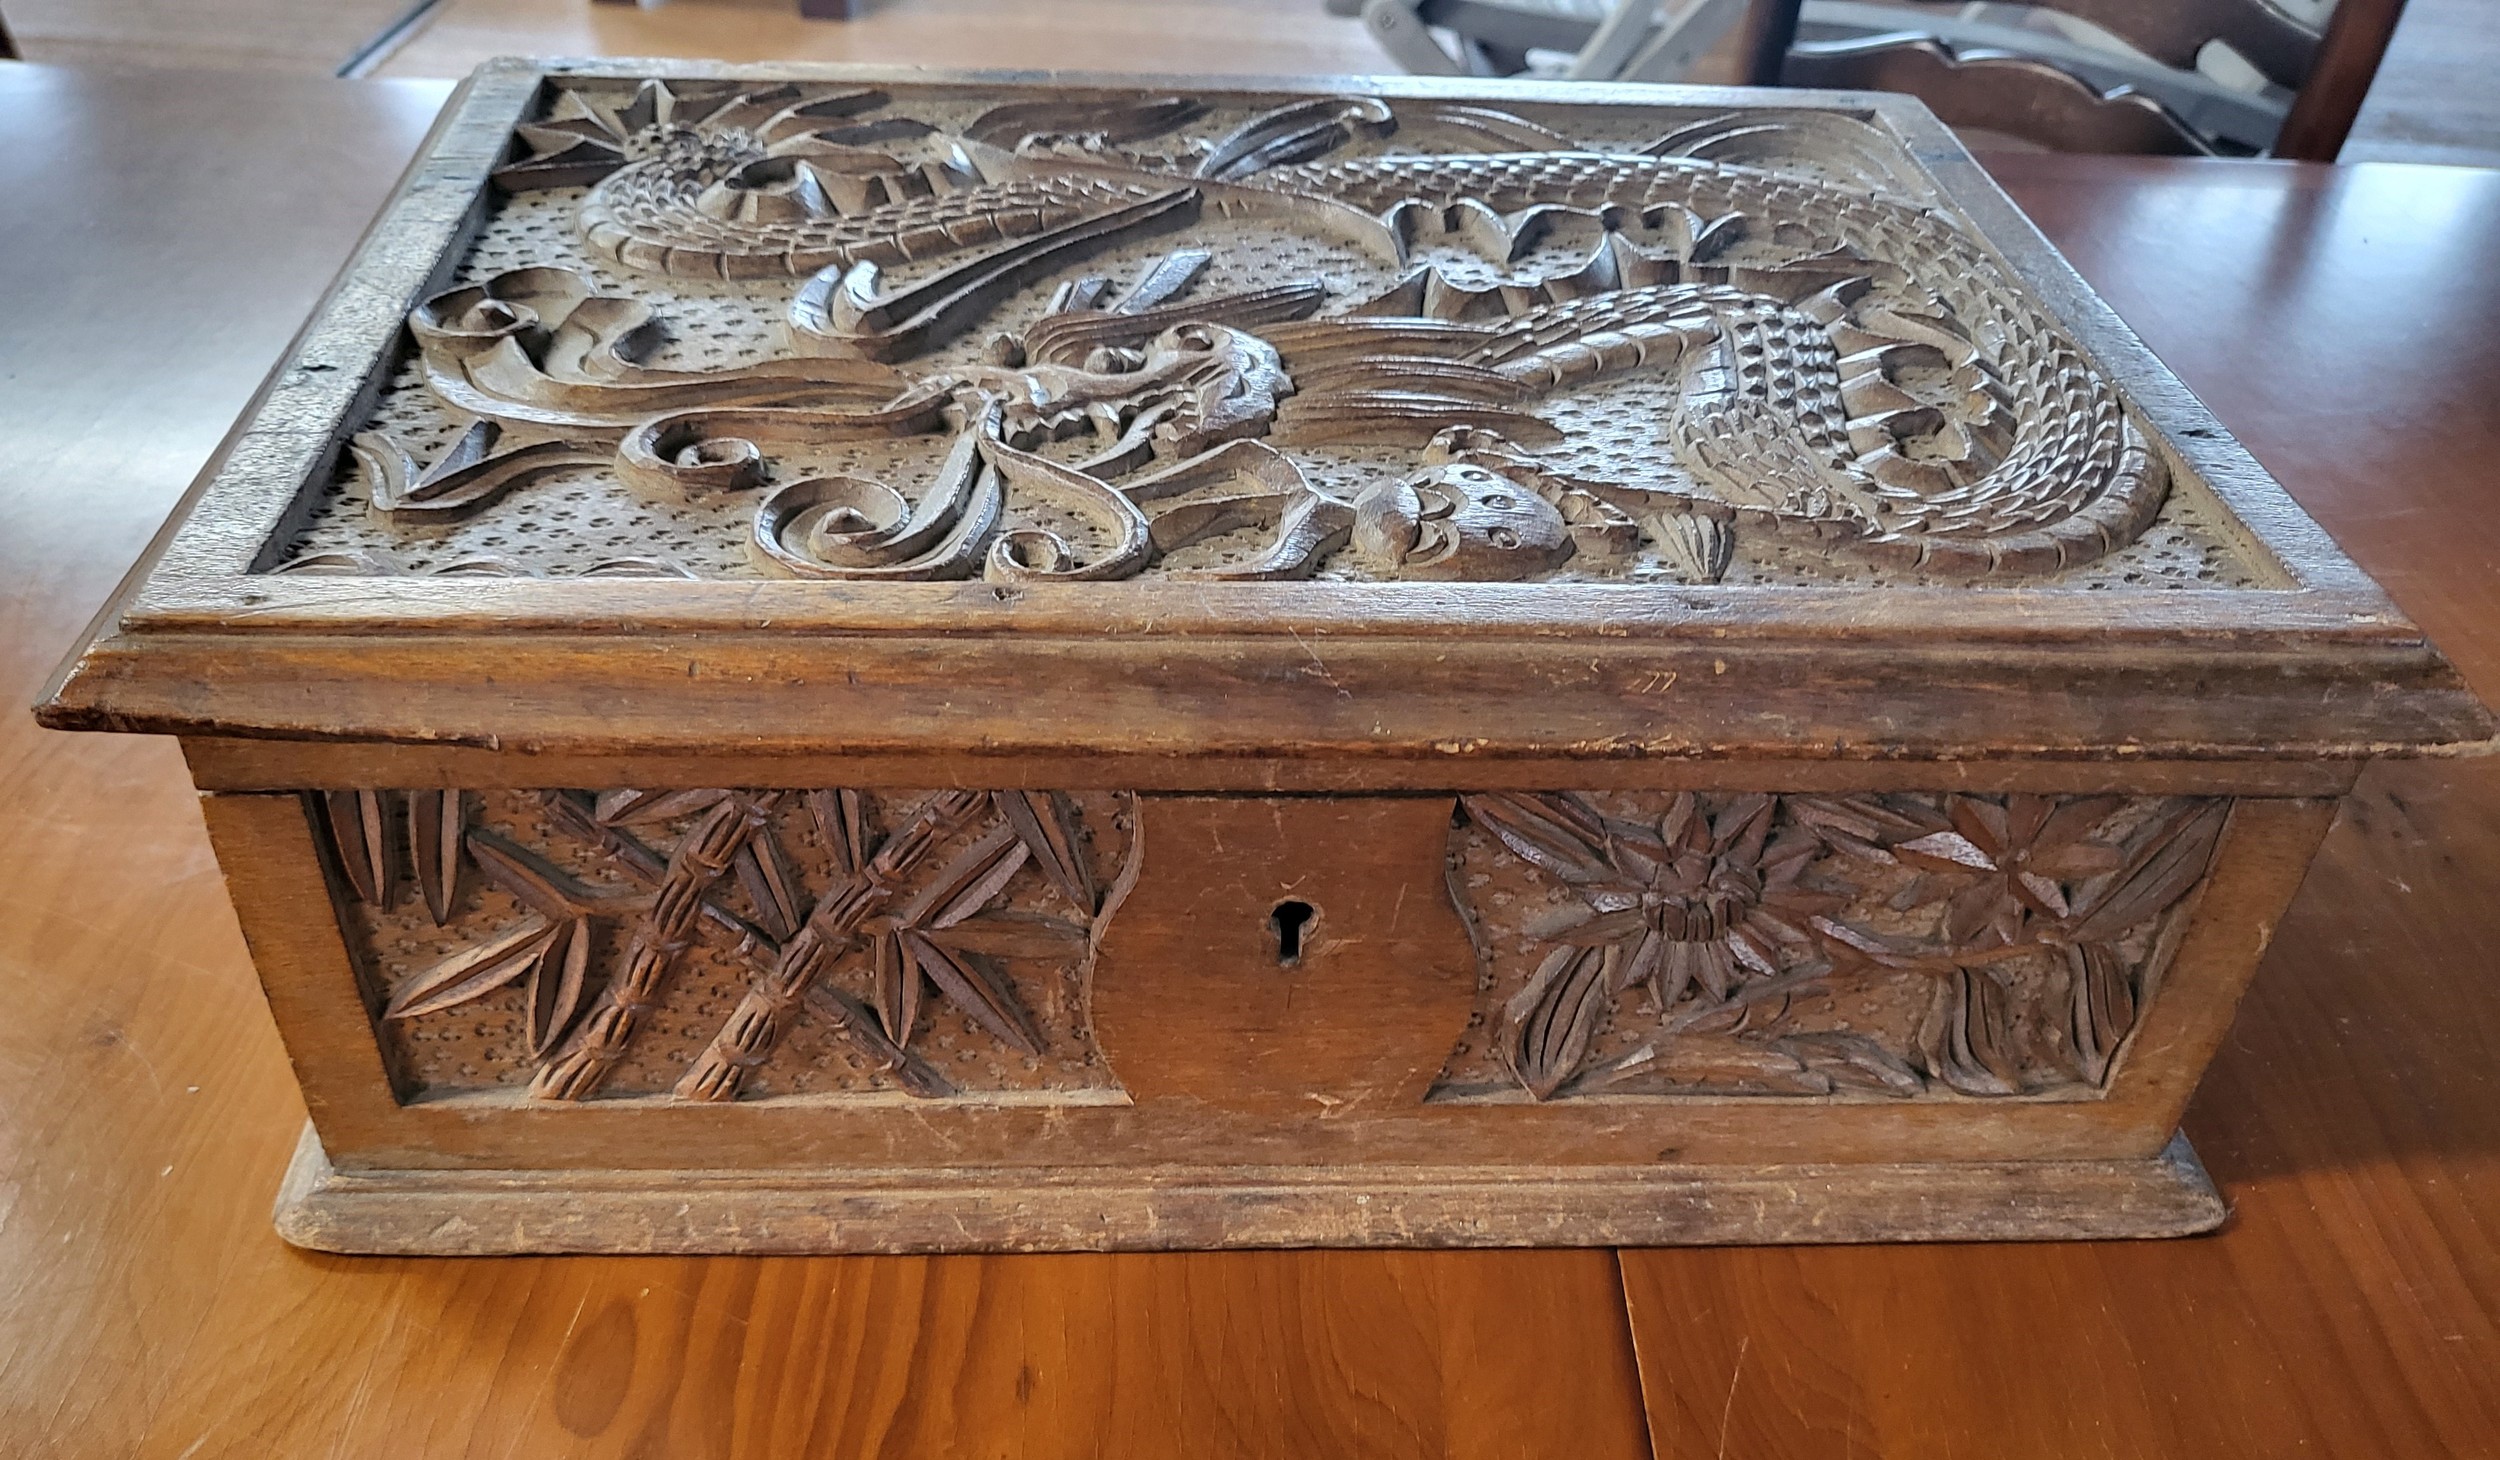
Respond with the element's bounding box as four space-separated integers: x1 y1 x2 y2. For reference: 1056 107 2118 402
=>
590 0 860 22
1338 0 2402 158
1326 0 1789 83
1783 0 2408 158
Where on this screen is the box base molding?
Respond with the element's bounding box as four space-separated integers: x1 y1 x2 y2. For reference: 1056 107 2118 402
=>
272 1126 2228 1253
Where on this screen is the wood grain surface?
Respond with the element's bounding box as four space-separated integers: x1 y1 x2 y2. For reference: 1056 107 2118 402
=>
3 66 2498 1458
1622 156 2500 1460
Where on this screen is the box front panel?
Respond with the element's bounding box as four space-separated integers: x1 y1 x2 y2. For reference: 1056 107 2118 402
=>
202 780 2333 1174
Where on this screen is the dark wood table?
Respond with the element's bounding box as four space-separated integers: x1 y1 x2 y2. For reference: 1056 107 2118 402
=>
2 63 2494 1459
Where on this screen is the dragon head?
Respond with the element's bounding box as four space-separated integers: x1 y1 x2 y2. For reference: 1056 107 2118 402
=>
1350 461 1577 581
965 320 1294 462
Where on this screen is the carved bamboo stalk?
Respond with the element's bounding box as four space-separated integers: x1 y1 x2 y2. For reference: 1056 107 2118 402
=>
531 793 777 1100
537 791 953 1095
675 789 989 1101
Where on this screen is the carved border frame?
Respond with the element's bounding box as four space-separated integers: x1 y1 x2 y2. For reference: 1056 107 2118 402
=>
42 61 2490 763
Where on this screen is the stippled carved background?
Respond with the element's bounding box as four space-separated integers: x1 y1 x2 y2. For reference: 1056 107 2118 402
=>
317 787 1134 1104
269 78 2279 591
1433 790 2228 1102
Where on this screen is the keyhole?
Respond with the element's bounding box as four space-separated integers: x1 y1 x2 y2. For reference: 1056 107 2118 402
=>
1270 900 1316 966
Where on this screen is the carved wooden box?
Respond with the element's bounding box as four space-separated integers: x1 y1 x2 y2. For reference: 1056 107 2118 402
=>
42 62 2490 1252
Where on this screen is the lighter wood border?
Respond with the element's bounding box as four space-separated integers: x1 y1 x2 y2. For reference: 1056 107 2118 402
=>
271 1123 2226 1252
181 738 2368 796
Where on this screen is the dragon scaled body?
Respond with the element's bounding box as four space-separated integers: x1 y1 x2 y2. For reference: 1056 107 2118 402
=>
400 87 2172 585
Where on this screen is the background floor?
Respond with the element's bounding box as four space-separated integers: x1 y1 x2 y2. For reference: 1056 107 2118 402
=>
5 0 2493 164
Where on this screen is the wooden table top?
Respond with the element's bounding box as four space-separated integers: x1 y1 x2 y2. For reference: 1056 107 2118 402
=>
2 63 2494 1460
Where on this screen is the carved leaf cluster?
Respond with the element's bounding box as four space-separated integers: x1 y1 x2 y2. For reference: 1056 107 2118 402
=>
1456 791 2231 1102
326 786 1118 1102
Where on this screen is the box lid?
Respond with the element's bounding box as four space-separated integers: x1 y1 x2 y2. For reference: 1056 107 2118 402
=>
40 61 2493 767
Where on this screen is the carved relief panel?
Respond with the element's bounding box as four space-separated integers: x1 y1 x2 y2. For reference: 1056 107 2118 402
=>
313 785 2228 1113
317 788 1136 1103
269 78 2276 592
1433 791 2229 1102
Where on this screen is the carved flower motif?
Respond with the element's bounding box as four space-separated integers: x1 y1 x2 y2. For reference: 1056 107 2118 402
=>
1811 794 2233 1094
1892 794 2127 951
1464 791 1844 1099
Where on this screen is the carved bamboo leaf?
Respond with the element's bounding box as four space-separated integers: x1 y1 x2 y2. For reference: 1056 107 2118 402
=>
926 910 1089 958
2067 939 2137 1085
466 827 633 922
526 918 594 1058
870 929 918 1046
1695 938 1737 1002
1943 874 2018 949
1726 922 1784 980
2013 869 2070 918
995 791 1098 914
1622 926 1665 1005
2028 795 2126 873
1661 957 1830 1036
1777 1030 1925 1094
407 788 466 926
1462 793 1621 888
323 790 393 906
806 789 867 877
593 789 659 824
1946 796 2011 858
384 919 554 1020
2067 800 2229 941
2002 794 2054 851
733 828 804 942
1654 937 1701 1007
1504 944 1610 1100
1809 915 1951 973
894 823 1028 931
902 930 1043 1056
803 984 956 1098
1658 791 1700 851
1787 793 1942 862
1896 828 1995 875
596 788 733 826
1550 907 1648 946
1710 793 1775 862
1647 1036 1831 1094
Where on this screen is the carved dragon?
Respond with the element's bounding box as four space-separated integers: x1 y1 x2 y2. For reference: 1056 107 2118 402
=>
315 82 2172 585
